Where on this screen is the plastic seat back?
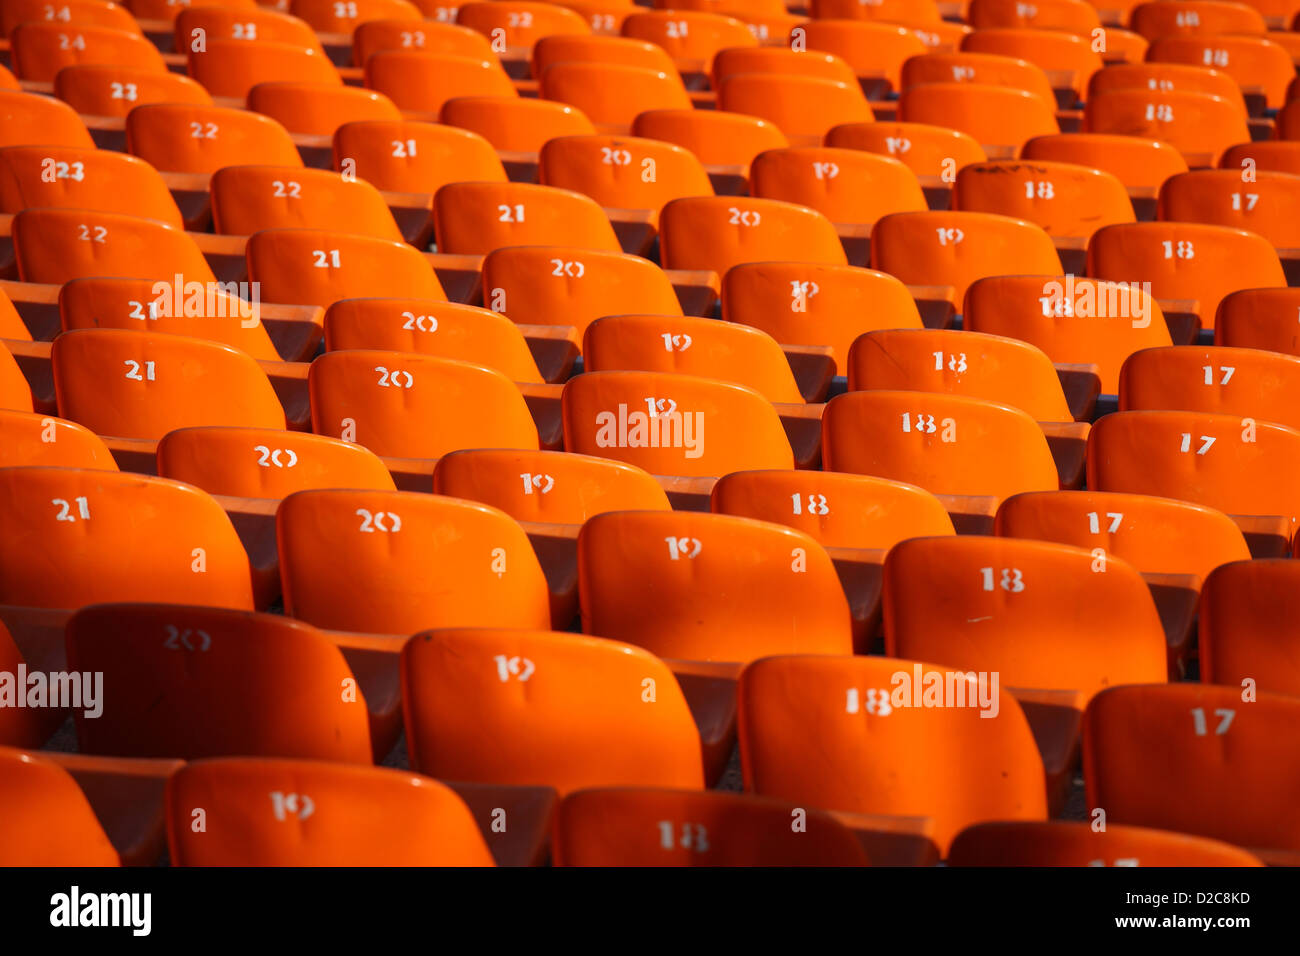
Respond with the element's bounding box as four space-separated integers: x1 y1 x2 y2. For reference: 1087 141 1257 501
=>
717 73 874 144
52 328 285 439
953 159 1134 238
0 89 94 148
554 788 869 866
884 535 1167 698
0 409 117 470
0 144 183 228
0 466 255 609
750 146 926 224
995 489 1250 579
1158 169 1300 248
433 448 670 523
188 39 341 99
823 390 1060 499
441 95 595 152
67 604 373 762
126 102 303 174
631 107 787 169
721 261 923 368
538 134 712 215
826 120 986 181
1083 89 1248 164
248 81 401 137
402 628 703 793
847 328 1073 420
738 654 1047 854
965 274 1170 393
1119 344 1300 430
1084 684 1300 852
583 314 803 403
167 758 494 865
365 52 515 113
332 119 505 194
1021 132 1187 192
323 298 542 382
11 22 165 81
870 210 1062 307
898 81 1058 150
540 61 691 127
948 820 1263 866
562 370 793 476
12 207 214 284
1216 287 1300 357
433 181 621 254
0 748 118 865
278 488 552 633
1088 222 1285 328
1199 559 1300 697
659 195 847 275
578 510 852 662
308 350 538 458
210 164 403 241
54 63 212 117
246 228 445 308
1087 409 1300 524
58 275 278 361
712 469 954 550
157 426 396 498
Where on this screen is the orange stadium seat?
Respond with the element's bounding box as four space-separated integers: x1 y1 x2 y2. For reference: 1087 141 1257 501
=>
0 0 140 38
1021 133 1189 193
822 390 1061 499
1149 35 1292 109
323 298 544 382
53 64 212 117
631 108 789 172
553 789 869 866
621 10 756 70
1119 344 1300 429
826 120 987 180
352 18 493 66
0 409 118 470
126 103 304 173
157 426 397 498
58 275 280 361
365 52 515 114
869 210 1062 307
12 207 215 284
441 95 596 152
898 82 1059 152
401 628 703 793
965 275 1170 393
1216 287 1300 356
1087 409 1300 525
167 758 494 865
173 6 324 54
738 655 1047 854
659 196 847 275
847 329 1074 421
952 159 1135 238
582 314 804 403
433 181 621 254
1157 169 1300 247
10 22 165 81
539 62 691 129
210 164 404 240
532 32 675 78
538 134 713 221
1129 0 1267 41
561 370 794 475
188 39 341 99
721 261 924 369
1199 558 1300 697
245 228 445 307
478 244 681 343
716 73 875 144
1219 140 1300 176
1087 221 1285 329
332 120 506 193
800 20 928 94
0 748 119 866
456 0 590 48
290 0 421 31
248 82 402 137
0 466 255 609
1083 89 1249 164
578 509 852 662
66 604 375 762
433 448 670 522
750 147 927 225
0 144 183 227
308 350 538 458
900 51 1056 104
277 488 551 633
0 91 96 153
1084 683 1300 856
52 328 286 439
